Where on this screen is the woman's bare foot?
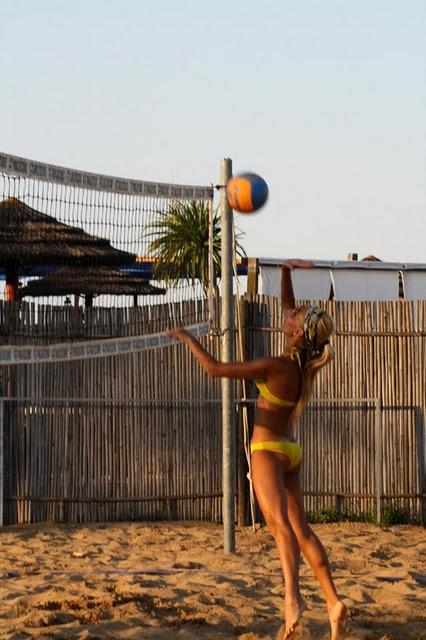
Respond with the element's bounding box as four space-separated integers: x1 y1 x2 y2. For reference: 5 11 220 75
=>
284 597 307 639
328 600 347 640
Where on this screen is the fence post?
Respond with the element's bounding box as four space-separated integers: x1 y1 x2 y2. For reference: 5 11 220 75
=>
335 494 344 515
374 399 383 524
246 258 259 296
415 407 426 524
0 399 4 527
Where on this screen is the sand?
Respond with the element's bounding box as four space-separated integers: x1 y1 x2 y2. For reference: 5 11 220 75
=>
0 521 424 640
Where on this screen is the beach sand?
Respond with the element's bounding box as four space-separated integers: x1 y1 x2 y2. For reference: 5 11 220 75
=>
0 521 424 640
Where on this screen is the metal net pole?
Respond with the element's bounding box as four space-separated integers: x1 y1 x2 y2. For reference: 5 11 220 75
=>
220 158 235 553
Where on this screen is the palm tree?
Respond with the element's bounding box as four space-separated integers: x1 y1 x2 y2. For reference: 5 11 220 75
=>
144 200 245 294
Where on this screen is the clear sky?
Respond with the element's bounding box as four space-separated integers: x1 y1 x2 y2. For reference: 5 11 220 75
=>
2 0 425 262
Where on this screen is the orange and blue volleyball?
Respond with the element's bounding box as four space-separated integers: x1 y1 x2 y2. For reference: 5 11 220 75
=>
226 172 269 213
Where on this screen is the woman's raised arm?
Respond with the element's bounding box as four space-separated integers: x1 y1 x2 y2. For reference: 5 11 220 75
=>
168 328 275 380
281 259 315 316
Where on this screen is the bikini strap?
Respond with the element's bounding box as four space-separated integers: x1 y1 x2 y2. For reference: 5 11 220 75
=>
288 347 302 370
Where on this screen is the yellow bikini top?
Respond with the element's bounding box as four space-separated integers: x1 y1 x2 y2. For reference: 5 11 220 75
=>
255 348 302 408
254 380 296 407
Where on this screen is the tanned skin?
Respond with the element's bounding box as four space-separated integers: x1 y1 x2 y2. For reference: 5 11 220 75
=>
169 259 347 640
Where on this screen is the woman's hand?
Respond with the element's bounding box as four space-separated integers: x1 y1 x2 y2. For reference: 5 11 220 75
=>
168 327 190 341
167 327 218 375
282 259 315 270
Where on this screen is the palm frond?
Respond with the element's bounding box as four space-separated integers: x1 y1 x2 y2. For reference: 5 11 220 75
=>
143 200 245 292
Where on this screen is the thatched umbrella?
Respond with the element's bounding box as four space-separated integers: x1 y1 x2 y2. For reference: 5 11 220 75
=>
362 255 382 262
20 266 166 306
0 198 137 301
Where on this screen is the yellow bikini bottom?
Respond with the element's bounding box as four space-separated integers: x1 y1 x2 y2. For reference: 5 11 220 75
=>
250 440 302 470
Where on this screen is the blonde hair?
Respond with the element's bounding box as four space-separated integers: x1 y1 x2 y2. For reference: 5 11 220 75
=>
292 310 335 420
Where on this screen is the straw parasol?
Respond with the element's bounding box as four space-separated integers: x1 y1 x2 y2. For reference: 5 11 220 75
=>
20 266 166 306
362 255 382 262
0 197 137 301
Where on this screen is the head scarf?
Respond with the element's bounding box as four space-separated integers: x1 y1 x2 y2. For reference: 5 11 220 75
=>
303 305 329 357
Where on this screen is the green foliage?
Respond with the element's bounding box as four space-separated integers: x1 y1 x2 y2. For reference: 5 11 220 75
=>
144 200 245 292
307 504 421 525
307 509 375 524
380 503 411 526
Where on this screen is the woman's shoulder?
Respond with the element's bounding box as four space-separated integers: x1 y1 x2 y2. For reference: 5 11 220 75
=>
269 352 301 373
256 351 302 377
274 351 302 374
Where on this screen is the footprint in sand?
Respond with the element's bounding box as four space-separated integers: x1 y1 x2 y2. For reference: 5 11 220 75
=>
370 545 396 561
333 557 368 573
172 561 205 570
275 622 312 639
344 586 376 605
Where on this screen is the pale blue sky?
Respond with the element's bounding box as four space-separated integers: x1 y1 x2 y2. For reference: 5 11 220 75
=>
1 0 425 262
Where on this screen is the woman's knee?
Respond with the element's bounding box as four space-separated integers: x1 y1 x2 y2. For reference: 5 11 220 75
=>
264 510 292 537
289 519 313 547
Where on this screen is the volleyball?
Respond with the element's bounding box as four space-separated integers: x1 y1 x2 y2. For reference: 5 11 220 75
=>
226 172 269 213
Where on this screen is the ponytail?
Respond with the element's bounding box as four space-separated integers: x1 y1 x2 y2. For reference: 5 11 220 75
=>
292 342 334 420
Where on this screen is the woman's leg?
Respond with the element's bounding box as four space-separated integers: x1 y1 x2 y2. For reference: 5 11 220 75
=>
251 451 306 638
284 471 347 640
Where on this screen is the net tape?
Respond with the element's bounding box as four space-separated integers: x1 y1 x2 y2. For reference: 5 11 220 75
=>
0 323 209 365
0 152 212 200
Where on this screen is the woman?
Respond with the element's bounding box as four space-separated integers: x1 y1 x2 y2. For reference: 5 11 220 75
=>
169 260 347 640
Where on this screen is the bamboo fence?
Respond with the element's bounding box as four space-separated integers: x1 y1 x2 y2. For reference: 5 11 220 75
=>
0 296 425 525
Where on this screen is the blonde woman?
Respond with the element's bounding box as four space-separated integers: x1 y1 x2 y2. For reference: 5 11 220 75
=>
169 260 347 640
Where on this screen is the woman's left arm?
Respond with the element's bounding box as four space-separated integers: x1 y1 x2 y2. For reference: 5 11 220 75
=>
168 328 274 380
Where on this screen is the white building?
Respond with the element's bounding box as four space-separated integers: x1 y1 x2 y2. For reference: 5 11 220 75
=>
250 256 426 301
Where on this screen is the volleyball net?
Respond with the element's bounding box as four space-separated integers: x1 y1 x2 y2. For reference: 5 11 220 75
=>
0 321 210 366
0 152 250 526
0 152 213 319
